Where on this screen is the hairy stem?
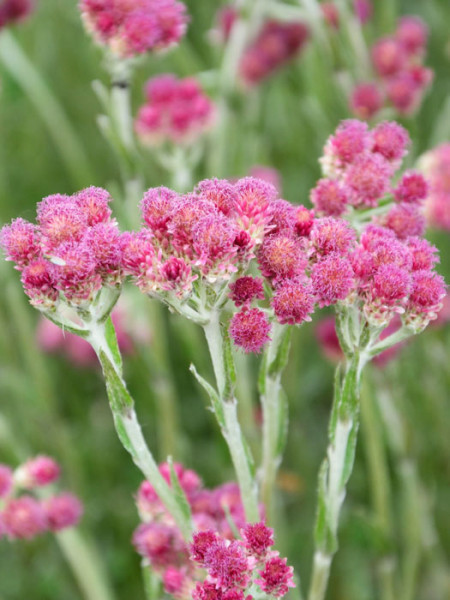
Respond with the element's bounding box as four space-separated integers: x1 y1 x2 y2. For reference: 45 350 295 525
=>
203 312 259 522
88 318 192 541
259 322 291 523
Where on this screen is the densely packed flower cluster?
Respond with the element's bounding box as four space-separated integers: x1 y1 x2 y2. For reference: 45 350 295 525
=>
0 456 82 540
419 143 450 231
132 462 293 600
0 187 121 310
349 16 432 118
0 0 34 29
1 120 445 355
79 0 188 58
135 75 214 147
239 19 309 86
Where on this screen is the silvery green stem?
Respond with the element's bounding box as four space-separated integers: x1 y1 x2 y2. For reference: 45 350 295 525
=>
87 318 193 541
202 312 259 523
308 350 364 600
259 322 291 522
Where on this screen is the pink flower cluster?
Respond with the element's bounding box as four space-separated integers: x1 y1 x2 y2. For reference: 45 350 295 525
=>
0 0 34 28
191 523 295 600
321 0 373 29
132 462 271 599
0 187 122 309
0 456 82 540
79 0 188 58
419 143 450 231
135 75 214 147
239 19 310 86
350 16 432 119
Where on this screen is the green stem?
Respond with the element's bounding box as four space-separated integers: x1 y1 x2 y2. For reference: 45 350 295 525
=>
56 529 117 600
202 312 259 523
0 31 93 188
308 351 364 600
87 318 192 541
259 322 291 523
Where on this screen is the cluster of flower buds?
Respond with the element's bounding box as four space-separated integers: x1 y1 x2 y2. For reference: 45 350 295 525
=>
79 0 188 58
133 462 292 600
321 0 373 29
135 75 214 147
0 0 34 29
239 19 310 86
350 15 432 119
0 456 82 540
0 187 122 311
419 143 450 231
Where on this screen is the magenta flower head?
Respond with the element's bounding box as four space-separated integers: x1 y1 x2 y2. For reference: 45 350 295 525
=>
230 308 271 353
310 178 350 217
2 495 47 540
344 152 392 208
241 522 274 558
350 82 383 120
203 539 250 590
311 254 355 308
406 270 446 330
229 276 265 308
20 258 59 309
419 143 450 231
294 205 315 237
196 179 238 217
268 199 297 235
190 530 219 564
383 203 426 239
372 121 410 165
255 555 295 597
44 493 83 531
79 0 189 58
140 186 179 235
37 194 88 251
272 279 315 325
258 234 307 281
74 186 113 226
0 218 40 269
407 237 439 271
0 465 14 498
309 217 356 257
370 263 412 305
323 119 371 173
19 455 60 488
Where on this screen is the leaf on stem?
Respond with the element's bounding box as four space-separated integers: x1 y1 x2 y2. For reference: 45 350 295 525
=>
189 363 226 429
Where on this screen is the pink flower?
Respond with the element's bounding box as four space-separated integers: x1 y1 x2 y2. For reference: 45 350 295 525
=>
327 119 371 165
394 171 428 203
79 0 189 58
21 259 59 308
371 36 407 77
272 279 315 325
311 254 355 307
384 203 425 239
344 153 392 208
310 178 350 217
268 199 297 235
0 218 40 269
0 0 34 28
133 522 187 567
241 522 274 558
203 539 250 590
197 179 238 217
407 237 439 271
229 277 265 307
294 205 315 237
191 530 219 564
370 264 412 304
229 308 271 353
255 556 295 597
45 493 83 531
21 456 60 487
350 82 383 120
309 217 356 257
396 16 428 56
258 234 307 281
0 465 13 498
74 186 113 226
2 496 47 540
372 121 410 164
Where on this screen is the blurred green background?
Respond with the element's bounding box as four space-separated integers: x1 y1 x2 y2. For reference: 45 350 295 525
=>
0 0 449 598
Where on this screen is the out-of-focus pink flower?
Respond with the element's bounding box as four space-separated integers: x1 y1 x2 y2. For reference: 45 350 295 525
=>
419 143 450 231
249 166 282 194
135 75 214 146
0 0 34 28
44 493 83 531
2 496 47 540
79 0 189 58
349 82 384 120
0 465 14 498
20 456 60 488
239 20 309 86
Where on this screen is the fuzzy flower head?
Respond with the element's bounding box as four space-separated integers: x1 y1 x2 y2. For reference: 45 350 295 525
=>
272 279 315 325
136 75 214 147
241 522 274 558
0 465 13 498
229 308 271 353
258 234 307 281
321 119 371 175
44 493 83 531
229 277 265 307
2 496 47 540
18 456 60 488
310 178 350 217
255 556 295 598
311 254 355 308
394 171 428 204
0 218 40 269
196 179 238 217
203 540 251 590
372 121 410 165
309 217 356 257
350 82 384 120
79 0 189 58
344 152 392 208
383 203 426 239
0 0 34 28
